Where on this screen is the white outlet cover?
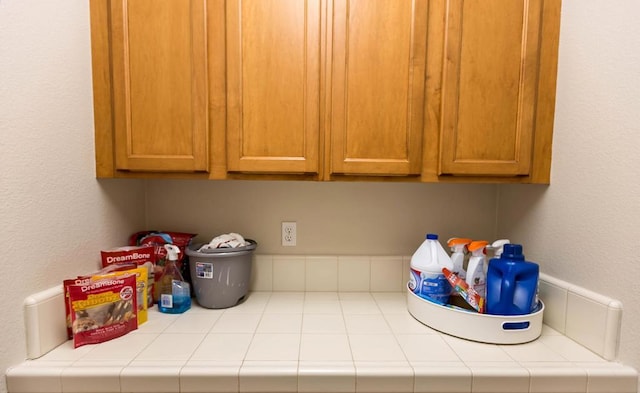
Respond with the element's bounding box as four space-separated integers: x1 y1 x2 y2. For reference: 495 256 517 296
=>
282 222 297 246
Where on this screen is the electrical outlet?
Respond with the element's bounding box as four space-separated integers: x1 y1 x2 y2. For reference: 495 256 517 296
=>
281 221 297 246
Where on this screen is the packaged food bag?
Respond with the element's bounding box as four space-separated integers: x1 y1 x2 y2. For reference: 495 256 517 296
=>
67 274 138 348
100 245 155 309
64 264 149 340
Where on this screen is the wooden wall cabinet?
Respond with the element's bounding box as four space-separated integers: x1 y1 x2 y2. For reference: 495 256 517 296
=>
91 0 560 183
92 0 209 175
424 0 560 183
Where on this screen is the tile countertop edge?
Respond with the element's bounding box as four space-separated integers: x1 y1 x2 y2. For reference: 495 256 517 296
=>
6 263 640 393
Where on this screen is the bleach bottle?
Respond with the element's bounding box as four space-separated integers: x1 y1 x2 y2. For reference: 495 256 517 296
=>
409 234 453 304
486 243 539 315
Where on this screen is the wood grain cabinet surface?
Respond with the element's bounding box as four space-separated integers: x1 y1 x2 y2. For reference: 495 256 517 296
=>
90 0 560 183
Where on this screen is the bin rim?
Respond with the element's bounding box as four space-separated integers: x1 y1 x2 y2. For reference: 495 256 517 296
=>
186 239 257 256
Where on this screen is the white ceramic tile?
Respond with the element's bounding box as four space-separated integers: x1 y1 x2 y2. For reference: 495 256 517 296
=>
298 361 356 393
24 286 68 360
303 300 343 314
442 335 513 363
245 333 301 361
224 291 271 313
302 313 347 334
180 361 241 393
37 340 93 362
137 311 180 333
300 334 352 361
499 340 567 362
273 256 306 291
251 254 273 291
348 334 407 362
353 361 414 393
539 335 606 362
264 292 305 313
603 300 623 361
583 365 639 393
338 256 370 292
466 363 530 393
164 311 223 333
134 333 205 361
384 312 438 335
402 257 411 292
305 292 340 302
340 299 382 315
120 365 182 392
521 364 587 393
256 313 303 333
60 366 122 393
396 335 461 362
78 332 157 361
210 312 262 333
5 366 64 393
565 291 608 358
189 333 253 361
372 292 408 314
239 361 298 393
344 314 392 334
538 279 568 334
306 256 339 291
338 292 374 301
370 256 404 292
411 361 471 393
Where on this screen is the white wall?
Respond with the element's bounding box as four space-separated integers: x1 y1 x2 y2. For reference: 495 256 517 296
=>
499 0 640 372
0 2 145 393
145 180 498 255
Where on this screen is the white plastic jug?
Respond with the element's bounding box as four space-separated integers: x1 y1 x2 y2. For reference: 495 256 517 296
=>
409 234 453 304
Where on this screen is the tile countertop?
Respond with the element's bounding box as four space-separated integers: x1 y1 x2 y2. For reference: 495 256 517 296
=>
6 292 638 393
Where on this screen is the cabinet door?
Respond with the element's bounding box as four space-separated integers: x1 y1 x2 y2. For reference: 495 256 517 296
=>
109 0 208 172
226 0 321 174
329 0 427 176
438 0 543 176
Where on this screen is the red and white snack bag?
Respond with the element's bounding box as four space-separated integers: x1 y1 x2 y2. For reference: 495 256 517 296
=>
67 274 138 348
100 245 155 268
100 245 155 309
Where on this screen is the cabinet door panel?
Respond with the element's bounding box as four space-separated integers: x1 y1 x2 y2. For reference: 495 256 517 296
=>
110 0 208 172
330 0 426 176
226 0 321 174
439 0 542 176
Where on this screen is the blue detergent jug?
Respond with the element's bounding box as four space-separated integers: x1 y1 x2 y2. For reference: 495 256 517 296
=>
486 244 539 315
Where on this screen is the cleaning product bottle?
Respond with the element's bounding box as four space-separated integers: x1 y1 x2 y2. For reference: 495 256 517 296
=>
486 243 539 315
485 239 511 275
158 244 191 314
447 238 472 281
409 234 454 304
490 239 511 259
465 240 488 298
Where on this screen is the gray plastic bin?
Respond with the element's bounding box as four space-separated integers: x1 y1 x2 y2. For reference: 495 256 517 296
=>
185 240 257 309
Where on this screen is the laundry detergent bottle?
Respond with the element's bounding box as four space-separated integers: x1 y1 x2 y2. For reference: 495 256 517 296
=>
158 244 191 314
465 240 488 298
409 234 453 304
486 243 539 315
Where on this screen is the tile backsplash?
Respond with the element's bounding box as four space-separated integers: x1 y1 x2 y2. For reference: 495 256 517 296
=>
24 254 623 363
252 255 410 293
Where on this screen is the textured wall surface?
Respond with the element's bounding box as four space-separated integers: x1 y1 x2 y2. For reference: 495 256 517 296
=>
0 2 145 393
145 180 498 255
498 0 640 373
